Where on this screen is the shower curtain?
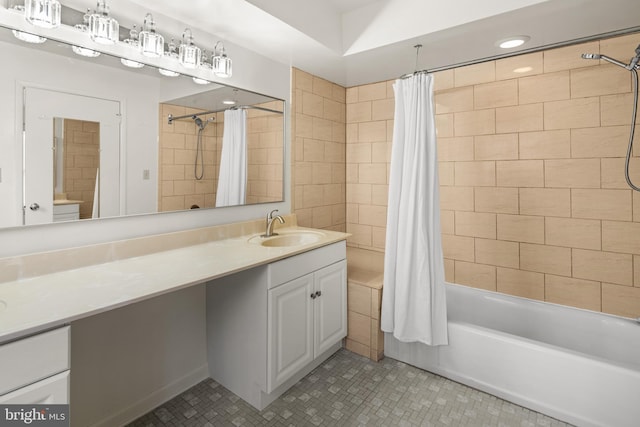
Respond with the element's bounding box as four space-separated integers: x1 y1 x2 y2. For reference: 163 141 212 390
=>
381 72 448 346
216 109 247 207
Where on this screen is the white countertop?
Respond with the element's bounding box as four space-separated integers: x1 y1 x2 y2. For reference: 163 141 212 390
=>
0 227 348 343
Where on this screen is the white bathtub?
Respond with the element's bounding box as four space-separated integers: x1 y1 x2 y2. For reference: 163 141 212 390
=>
384 283 640 427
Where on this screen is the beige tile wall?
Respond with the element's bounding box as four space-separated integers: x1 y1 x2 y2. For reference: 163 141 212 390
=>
159 102 284 211
63 119 99 219
291 68 346 231
158 104 218 212
345 32 640 319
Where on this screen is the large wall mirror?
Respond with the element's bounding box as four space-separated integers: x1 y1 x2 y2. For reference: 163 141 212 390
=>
0 21 284 229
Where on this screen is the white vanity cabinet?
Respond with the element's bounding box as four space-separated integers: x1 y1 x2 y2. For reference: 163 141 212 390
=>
267 259 346 391
0 326 70 404
206 241 346 410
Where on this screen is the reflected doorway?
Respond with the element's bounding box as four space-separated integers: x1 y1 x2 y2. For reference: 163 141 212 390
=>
53 118 100 220
23 87 121 225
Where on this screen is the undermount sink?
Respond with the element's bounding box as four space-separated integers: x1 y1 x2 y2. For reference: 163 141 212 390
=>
249 230 324 247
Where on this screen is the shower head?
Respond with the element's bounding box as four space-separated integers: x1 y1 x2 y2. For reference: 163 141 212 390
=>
582 52 636 69
192 115 214 130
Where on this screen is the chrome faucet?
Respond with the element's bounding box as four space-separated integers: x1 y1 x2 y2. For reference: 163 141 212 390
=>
263 209 285 237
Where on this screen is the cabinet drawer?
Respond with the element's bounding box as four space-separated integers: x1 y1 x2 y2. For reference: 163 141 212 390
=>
0 326 70 395
268 241 346 289
0 371 69 404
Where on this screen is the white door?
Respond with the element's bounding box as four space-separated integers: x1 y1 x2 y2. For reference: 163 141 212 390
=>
314 260 347 357
267 273 314 392
23 87 120 225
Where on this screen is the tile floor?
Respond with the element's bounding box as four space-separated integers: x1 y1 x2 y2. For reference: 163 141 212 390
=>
128 349 572 427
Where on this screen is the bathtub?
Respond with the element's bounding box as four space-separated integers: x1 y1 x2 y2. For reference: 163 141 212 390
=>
384 283 640 427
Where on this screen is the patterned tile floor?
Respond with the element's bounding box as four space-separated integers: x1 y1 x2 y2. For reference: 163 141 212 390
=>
128 349 572 427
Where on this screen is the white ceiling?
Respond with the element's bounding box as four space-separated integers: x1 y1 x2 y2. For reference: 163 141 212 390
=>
62 0 640 87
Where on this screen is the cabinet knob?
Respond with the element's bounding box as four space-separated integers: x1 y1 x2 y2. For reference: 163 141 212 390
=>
29 203 40 211
310 293 316 299
315 291 322 297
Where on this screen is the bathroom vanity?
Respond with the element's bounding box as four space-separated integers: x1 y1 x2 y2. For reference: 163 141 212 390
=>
0 219 348 424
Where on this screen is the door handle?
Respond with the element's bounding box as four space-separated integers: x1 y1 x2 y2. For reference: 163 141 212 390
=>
29 203 40 211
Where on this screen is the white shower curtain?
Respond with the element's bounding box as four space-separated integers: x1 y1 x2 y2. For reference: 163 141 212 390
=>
381 73 448 346
216 109 247 207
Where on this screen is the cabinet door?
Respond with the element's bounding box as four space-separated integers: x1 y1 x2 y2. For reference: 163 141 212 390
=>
267 273 314 392
0 371 69 404
314 260 347 357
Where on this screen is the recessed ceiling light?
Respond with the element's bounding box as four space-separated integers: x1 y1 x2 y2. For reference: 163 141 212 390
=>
192 77 210 85
497 36 530 49
222 100 236 105
12 30 47 44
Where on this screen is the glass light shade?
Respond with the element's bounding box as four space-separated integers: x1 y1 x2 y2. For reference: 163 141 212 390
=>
139 14 164 58
140 31 164 58
72 45 100 57
12 30 47 44
192 77 210 85
121 58 144 69
89 2 119 45
158 68 179 77
25 0 61 29
179 29 201 69
213 55 232 78
179 43 201 69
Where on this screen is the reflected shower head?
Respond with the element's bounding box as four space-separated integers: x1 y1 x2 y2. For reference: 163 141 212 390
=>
192 115 214 130
581 52 633 69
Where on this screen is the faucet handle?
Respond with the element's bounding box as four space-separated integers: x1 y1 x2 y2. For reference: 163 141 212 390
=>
268 209 279 220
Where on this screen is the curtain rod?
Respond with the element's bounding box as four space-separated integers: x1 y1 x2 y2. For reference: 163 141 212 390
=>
398 26 640 80
167 105 283 125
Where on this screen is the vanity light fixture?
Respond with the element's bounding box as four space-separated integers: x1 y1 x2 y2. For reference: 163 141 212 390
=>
212 41 232 78
159 68 179 77
497 36 530 49
179 28 201 69
72 45 100 57
192 77 211 85
139 13 163 58
121 25 144 68
158 39 179 76
25 0 61 29
12 29 47 43
89 0 119 45
71 14 100 57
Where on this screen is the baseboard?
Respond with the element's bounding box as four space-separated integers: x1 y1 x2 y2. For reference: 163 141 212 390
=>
89 364 209 427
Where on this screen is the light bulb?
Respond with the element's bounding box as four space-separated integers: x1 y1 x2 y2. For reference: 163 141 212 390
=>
72 45 101 57
12 30 47 44
159 68 179 77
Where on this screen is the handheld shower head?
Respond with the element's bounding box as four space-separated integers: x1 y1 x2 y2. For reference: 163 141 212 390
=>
193 116 206 130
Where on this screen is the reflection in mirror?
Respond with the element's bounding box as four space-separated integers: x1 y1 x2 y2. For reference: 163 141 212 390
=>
159 96 284 211
0 22 285 229
53 118 100 222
